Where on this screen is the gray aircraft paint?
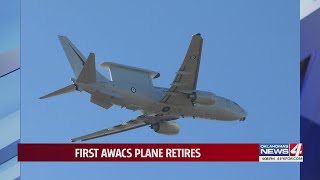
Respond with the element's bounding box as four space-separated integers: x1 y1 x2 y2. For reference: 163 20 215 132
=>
41 34 247 142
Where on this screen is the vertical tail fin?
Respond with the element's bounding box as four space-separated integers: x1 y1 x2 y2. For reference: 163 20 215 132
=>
77 53 96 83
58 36 86 78
58 35 109 82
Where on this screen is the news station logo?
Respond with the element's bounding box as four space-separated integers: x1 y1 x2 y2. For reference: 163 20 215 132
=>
259 143 303 162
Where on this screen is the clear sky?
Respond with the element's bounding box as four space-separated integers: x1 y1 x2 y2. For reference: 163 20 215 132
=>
21 0 299 179
0 0 19 53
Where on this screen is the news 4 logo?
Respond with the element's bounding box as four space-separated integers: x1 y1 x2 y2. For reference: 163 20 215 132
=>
289 143 303 156
260 143 303 156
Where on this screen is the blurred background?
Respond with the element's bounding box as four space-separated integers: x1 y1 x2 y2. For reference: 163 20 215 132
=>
300 0 320 179
0 0 20 179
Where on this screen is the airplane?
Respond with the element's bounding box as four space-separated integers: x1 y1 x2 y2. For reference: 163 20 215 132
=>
40 33 247 142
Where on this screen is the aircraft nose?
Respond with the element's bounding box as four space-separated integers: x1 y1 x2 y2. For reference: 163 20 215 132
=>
242 109 247 117
239 108 247 121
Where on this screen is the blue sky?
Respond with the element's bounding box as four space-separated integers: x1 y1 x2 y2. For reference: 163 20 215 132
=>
21 0 299 179
0 0 19 53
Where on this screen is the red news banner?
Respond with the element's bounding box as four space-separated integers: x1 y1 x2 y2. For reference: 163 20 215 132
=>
18 144 259 162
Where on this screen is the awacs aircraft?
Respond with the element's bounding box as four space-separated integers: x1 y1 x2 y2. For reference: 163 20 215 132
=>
40 33 247 142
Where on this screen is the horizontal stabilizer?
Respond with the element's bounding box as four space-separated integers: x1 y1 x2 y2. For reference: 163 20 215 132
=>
39 84 76 99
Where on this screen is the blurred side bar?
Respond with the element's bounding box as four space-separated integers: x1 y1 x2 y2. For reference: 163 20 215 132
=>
0 0 20 179
0 50 20 180
300 7 320 180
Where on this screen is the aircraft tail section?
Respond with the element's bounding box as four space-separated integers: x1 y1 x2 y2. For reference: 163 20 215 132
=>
58 35 86 78
77 53 96 83
39 54 96 99
40 36 110 102
58 35 108 82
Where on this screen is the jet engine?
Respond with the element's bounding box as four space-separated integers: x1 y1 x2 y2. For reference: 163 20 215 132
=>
151 121 180 135
188 91 216 105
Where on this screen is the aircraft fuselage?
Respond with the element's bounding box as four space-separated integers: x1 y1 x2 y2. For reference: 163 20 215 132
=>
80 80 247 121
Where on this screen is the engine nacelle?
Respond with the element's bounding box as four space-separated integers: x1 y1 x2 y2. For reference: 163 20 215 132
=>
151 121 180 135
188 91 216 105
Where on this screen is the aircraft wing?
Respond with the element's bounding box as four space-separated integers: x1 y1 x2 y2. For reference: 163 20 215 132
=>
161 34 203 105
71 115 178 142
